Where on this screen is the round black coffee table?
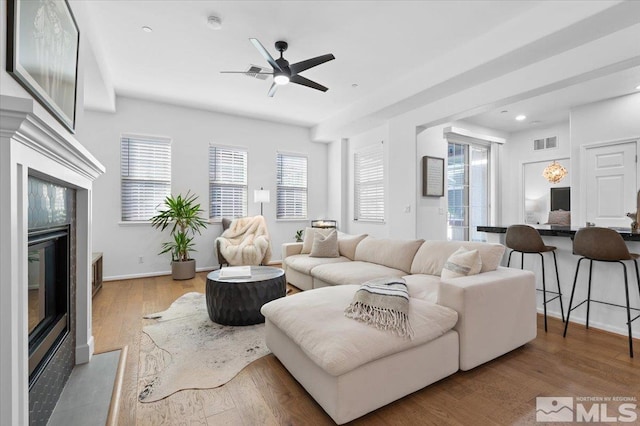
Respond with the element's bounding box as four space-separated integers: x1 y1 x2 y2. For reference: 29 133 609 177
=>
206 266 286 325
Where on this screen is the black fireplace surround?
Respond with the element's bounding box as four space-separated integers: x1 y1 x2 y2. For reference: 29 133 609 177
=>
27 175 76 425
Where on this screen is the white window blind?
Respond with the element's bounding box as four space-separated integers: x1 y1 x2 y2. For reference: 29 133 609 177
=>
120 136 171 221
354 142 384 222
209 145 248 219
277 153 307 219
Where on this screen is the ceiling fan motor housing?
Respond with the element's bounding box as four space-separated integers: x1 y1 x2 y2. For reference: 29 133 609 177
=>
275 40 288 53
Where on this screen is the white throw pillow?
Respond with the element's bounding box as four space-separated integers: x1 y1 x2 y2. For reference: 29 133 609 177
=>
310 230 339 258
301 227 333 254
441 247 482 279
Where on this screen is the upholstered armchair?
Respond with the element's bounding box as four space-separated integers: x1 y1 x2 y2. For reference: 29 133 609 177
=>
215 216 272 268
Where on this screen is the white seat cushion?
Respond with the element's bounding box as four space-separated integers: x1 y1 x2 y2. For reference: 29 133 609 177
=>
310 261 405 286
261 285 458 376
285 254 351 275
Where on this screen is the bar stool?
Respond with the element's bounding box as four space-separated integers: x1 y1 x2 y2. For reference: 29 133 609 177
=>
563 227 640 358
505 225 565 332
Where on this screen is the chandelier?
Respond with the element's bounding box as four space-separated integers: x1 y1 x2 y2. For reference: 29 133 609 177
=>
542 161 568 184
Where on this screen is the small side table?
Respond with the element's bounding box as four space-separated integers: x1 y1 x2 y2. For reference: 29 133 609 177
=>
92 252 103 297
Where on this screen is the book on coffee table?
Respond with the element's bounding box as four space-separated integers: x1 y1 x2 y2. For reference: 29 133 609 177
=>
219 265 252 279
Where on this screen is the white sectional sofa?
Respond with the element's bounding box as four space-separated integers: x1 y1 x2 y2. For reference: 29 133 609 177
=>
261 235 536 424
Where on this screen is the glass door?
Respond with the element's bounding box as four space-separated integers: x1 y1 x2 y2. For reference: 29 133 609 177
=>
447 142 489 241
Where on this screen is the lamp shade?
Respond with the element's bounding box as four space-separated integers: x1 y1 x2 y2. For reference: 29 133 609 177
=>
254 189 270 203
542 161 568 184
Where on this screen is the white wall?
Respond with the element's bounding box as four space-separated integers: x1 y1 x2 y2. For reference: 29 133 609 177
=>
76 96 327 279
326 139 348 229
570 93 640 226
501 121 571 225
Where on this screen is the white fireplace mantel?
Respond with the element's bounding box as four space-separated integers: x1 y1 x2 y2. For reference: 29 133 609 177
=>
0 95 105 426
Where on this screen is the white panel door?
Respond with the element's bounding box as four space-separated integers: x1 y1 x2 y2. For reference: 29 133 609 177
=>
585 141 637 227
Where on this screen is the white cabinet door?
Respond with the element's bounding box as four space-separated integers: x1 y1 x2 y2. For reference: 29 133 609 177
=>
585 141 637 227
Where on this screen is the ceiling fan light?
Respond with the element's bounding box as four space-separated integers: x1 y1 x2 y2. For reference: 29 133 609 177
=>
274 74 290 85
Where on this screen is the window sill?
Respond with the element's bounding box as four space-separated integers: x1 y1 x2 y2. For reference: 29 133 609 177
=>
275 219 308 222
118 221 152 226
353 220 386 224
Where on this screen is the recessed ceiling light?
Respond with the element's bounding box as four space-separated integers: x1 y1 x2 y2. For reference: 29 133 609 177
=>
636 84 640 90
208 15 222 30
142 26 153 33
515 115 526 121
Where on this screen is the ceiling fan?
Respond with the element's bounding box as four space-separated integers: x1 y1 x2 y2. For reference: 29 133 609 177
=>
221 38 335 97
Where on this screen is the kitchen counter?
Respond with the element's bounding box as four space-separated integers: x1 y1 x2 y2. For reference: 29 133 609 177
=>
477 225 640 241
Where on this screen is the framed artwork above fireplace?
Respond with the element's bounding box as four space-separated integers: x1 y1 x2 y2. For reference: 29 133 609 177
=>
6 0 80 132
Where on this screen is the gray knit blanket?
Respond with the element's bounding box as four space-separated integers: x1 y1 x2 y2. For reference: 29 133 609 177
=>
344 277 414 339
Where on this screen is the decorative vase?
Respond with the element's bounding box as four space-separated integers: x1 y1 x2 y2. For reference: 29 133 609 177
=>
172 259 196 280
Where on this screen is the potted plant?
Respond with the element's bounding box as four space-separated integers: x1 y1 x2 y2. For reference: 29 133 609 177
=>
150 191 207 280
294 229 304 242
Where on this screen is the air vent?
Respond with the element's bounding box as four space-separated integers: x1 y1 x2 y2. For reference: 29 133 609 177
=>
533 136 558 151
244 65 271 80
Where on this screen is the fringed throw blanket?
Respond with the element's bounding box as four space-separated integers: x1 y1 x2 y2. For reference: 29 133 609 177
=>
344 277 414 339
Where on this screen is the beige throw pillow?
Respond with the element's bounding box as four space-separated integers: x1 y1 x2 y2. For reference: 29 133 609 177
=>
441 247 482 280
301 227 333 254
547 210 571 226
310 230 339 258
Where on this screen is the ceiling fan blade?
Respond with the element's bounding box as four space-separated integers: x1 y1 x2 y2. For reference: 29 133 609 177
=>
268 82 278 97
290 75 328 92
220 71 274 74
290 54 335 75
250 38 282 72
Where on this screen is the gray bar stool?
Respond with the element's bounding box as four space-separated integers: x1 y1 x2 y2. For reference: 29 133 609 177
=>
506 224 565 332
563 227 640 358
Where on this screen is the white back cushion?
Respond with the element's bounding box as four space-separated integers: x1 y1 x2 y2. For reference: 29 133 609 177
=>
411 240 505 276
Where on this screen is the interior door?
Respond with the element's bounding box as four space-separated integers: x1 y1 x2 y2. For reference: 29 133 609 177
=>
585 141 637 227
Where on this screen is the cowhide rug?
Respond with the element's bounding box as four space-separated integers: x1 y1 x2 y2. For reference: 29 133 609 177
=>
138 292 270 402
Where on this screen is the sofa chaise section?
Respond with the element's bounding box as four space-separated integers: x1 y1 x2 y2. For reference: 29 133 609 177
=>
262 285 460 425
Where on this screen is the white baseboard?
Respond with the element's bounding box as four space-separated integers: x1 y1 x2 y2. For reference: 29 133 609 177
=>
104 262 283 282
76 335 94 365
540 308 640 339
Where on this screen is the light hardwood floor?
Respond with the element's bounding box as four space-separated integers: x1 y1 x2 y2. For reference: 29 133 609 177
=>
93 271 639 425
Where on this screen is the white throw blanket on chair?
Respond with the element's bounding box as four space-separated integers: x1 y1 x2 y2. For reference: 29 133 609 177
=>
217 216 272 266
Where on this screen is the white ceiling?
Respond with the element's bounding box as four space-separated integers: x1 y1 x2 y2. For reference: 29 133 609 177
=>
75 1 640 135
464 65 640 133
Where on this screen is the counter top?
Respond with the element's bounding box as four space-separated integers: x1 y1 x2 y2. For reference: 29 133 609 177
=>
477 225 640 241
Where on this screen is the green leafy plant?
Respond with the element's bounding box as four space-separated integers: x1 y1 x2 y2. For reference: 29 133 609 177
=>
150 191 208 262
295 229 304 242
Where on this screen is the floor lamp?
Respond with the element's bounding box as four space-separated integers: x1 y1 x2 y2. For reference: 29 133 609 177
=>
254 187 270 216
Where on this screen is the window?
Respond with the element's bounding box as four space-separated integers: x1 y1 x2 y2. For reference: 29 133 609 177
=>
354 142 384 222
209 145 248 219
447 142 489 241
276 153 307 219
120 136 171 221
